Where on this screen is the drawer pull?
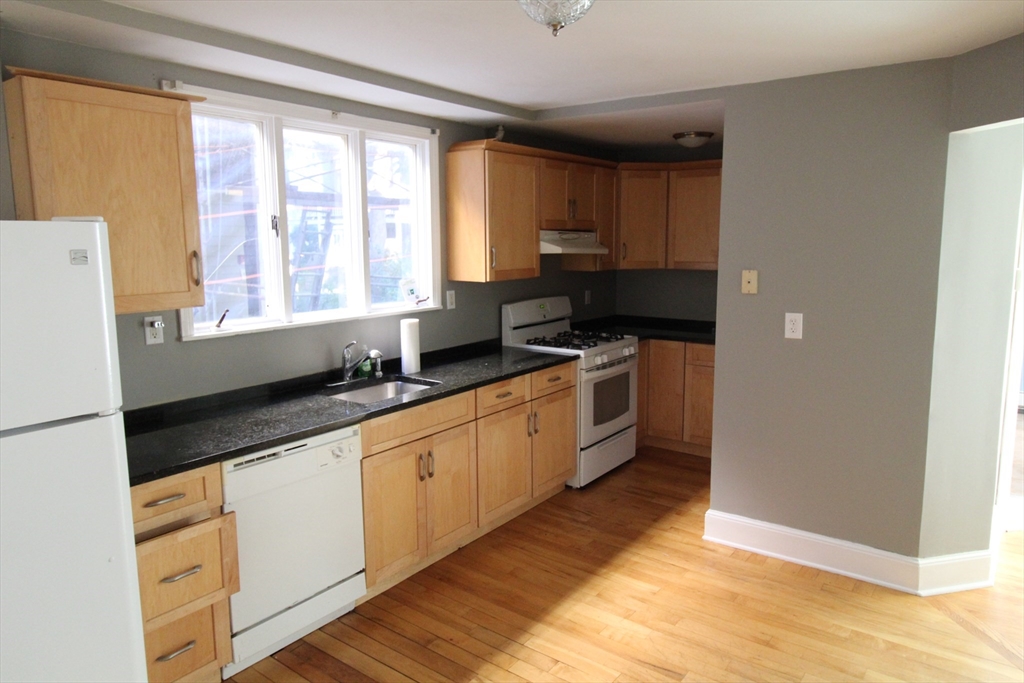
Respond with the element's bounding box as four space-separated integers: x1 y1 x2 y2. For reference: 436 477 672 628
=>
496 391 513 399
161 564 202 584
547 376 562 383
156 640 196 663
144 493 186 508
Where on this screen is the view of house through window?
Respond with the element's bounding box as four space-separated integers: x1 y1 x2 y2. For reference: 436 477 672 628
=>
182 95 438 339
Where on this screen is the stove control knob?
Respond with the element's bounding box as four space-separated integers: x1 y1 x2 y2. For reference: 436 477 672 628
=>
600 354 608 364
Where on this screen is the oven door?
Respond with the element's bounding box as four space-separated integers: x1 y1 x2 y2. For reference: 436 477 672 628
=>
579 356 638 449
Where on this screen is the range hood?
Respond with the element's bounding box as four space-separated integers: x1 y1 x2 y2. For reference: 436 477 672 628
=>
539 230 609 255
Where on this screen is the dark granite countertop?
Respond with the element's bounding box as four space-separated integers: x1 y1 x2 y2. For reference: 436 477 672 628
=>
125 345 574 486
575 315 716 345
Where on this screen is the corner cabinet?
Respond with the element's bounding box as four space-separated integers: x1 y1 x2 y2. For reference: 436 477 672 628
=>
667 167 722 269
618 168 668 269
640 340 715 457
3 68 205 314
447 145 540 282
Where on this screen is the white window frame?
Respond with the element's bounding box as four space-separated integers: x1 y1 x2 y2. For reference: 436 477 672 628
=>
170 82 441 340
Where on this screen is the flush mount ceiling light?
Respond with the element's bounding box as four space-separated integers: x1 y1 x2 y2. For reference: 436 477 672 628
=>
673 131 715 148
518 0 595 36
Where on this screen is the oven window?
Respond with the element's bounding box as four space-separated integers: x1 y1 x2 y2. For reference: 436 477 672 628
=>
593 372 631 426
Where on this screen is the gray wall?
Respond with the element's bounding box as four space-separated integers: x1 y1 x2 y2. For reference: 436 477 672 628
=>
711 61 951 557
0 31 617 408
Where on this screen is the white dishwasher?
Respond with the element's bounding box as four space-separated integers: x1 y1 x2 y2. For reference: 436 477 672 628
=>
220 425 365 678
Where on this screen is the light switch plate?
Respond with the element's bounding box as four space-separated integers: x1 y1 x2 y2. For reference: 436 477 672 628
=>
742 269 758 294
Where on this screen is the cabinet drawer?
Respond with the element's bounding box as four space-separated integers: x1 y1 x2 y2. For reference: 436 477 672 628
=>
685 343 716 367
531 361 576 399
476 374 530 418
144 599 231 683
131 465 223 537
362 391 476 456
136 513 239 628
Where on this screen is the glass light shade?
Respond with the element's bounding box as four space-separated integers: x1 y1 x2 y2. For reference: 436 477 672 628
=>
673 131 715 148
518 0 595 36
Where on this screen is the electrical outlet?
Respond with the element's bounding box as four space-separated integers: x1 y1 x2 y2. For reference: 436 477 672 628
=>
144 316 165 345
785 312 803 339
585 290 591 305
446 290 456 309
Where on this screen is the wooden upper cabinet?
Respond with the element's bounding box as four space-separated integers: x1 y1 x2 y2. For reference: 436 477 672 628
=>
539 160 598 231
3 70 205 314
447 146 540 282
667 167 722 270
618 169 668 269
561 165 617 272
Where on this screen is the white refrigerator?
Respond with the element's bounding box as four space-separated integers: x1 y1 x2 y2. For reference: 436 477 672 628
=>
0 219 148 682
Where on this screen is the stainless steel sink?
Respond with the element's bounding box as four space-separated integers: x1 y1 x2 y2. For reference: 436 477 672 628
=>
327 377 440 404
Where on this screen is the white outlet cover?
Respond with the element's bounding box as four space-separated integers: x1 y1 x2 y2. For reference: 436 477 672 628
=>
785 312 803 339
446 290 456 309
143 316 165 345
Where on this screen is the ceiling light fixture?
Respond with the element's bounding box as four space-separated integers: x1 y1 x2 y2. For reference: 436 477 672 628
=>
673 131 715 148
518 0 595 37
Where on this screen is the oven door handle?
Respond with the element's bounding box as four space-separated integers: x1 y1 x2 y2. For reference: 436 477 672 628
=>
581 355 637 381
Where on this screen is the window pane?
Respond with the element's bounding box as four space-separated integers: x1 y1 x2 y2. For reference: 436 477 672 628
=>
366 139 419 306
191 114 270 325
283 128 351 314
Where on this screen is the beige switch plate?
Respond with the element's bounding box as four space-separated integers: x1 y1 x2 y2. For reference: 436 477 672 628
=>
742 269 758 294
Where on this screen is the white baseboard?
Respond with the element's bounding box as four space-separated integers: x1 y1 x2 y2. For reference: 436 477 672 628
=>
703 510 993 596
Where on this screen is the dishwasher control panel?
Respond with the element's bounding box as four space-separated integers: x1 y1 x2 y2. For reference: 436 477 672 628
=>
316 427 361 469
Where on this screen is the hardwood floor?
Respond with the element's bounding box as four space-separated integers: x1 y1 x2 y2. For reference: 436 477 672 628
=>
227 447 1024 683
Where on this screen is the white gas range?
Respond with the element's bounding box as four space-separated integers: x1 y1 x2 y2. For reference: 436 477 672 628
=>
502 296 638 487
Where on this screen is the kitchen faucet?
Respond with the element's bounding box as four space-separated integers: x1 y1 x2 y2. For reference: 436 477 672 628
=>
343 341 384 380
343 341 367 381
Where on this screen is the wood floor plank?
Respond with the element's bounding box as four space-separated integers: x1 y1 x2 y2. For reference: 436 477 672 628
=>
229 447 1023 683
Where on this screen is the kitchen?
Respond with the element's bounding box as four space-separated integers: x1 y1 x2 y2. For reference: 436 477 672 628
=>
1 2 1022 681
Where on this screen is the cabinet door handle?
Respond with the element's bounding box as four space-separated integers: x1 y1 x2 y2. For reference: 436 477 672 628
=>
156 640 196 663
547 376 561 383
491 247 497 269
622 243 627 259
418 453 426 481
144 493 186 508
496 391 513 399
161 564 202 584
427 450 435 478
190 250 203 287
533 412 539 434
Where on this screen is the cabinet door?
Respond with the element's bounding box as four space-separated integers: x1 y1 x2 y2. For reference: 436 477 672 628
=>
539 159 569 230
683 364 715 446
531 387 577 497
361 440 426 587
667 169 721 270
425 422 478 553
618 170 667 269
568 163 597 229
637 340 649 442
477 402 533 525
594 166 618 270
646 340 685 441
6 76 203 314
486 151 540 281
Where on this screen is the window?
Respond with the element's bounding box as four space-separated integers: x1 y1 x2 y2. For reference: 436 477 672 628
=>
177 85 440 339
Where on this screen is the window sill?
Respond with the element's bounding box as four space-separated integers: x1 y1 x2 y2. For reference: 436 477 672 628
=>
179 303 442 342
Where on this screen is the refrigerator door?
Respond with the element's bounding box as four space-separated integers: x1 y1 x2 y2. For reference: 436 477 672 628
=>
0 220 122 431
0 413 147 682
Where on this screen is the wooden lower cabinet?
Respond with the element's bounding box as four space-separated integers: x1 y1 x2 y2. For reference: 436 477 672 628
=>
640 340 715 456
478 387 577 522
131 467 239 682
531 387 577 497
362 422 478 588
646 340 686 441
637 341 649 441
477 402 534 525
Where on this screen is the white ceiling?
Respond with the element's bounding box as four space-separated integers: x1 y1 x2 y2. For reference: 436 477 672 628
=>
1 0 1021 148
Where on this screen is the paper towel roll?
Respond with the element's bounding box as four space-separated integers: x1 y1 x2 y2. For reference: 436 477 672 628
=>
400 318 420 374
